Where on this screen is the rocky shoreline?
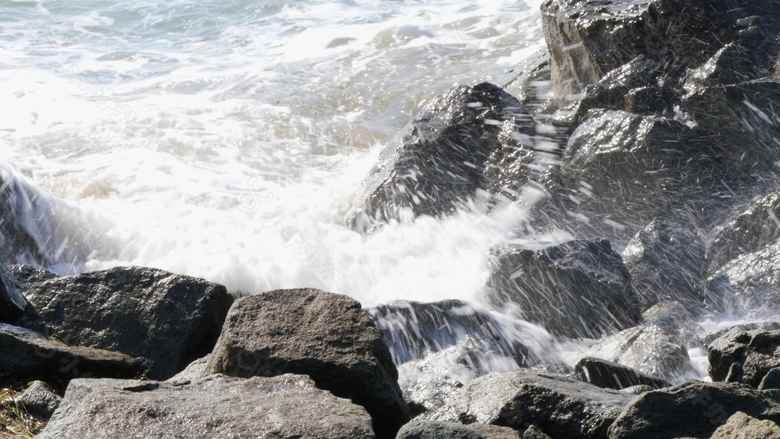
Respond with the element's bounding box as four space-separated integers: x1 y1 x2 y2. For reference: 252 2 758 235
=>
4 0 780 437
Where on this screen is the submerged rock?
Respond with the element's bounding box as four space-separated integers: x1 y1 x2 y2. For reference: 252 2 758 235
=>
0 323 144 389
608 381 780 439
345 82 535 232
206 288 409 439
22 266 234 380
708 328 780 388
38 374 375 439
487 239 641 339
422 370 633 439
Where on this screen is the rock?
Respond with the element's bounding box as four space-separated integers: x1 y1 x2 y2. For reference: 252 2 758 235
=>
395 420 520 439
9 264 57 293
206 289 409 438
14 380 61 419
622 220 707 310
521 425 551 439
608 381 780 439
165 355 210 385
707 192 780 272
760 368 780 391
710 412 780 439
707 242 780 314
540 0 731 99
0 323 145 389
422 370 633 439
345 82 536 232
367 299 550 366
22 266 234 380
704 322 780 347
487 239 641 339
588 324 697 383
37 374 375 439
708 328 780 388
574 357 669 391
0 264 27 324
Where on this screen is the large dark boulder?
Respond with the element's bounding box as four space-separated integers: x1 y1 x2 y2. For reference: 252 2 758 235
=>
487 239 641 339
708 328 780 388
0 264 27 324
22 266 234 380
38 374 375 439
367 299 548 366
622 220 707 310
205 289 409 439
608 381 780 438
345 82 535 232
574 357 669 391
0 323 145 389
422 370 633 439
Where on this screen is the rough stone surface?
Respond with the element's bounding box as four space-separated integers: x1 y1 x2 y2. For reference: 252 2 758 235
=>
38 374 375 439
422 370 633 439
608 381 780 439
708 328 780 388
759 367 780 391
521 425 551 439
0 323 145 389
0 264 27 324
165 355 210 385
23 266 234 380
346 82 535 232
206 289 409 438
710 411 780 439
487 239 641 339
574 357 669 391
588 324 696 383
367 299 547 366
9 264 57 293
14 380 62 419
395 420 488 439
621 220 707 310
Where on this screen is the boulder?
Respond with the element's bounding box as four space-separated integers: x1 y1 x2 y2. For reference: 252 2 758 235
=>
0 323 144 389
205 289 409 438
521 426 552 439
0 264 27 324
608 381 780 439
708 328 780 388
574 357 669 391
37 374 375 439
621 220 707 310
14 380 61 419
760 367 780 391
704 322 780 346
587 324 696 383
710 412 780 439
487 239 641 339
707 192 780 272
367 299 549 365
707 242 780 314
422 370 633 439
9 264 57 293
345 82 535 232
22 266 234 380
640 301 700 345
395 420 521 439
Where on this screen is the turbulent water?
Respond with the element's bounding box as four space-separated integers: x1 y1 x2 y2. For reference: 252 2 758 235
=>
2 0 772 381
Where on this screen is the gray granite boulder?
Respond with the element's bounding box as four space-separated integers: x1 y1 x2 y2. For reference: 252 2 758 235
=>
708 328 780 388
206 288 409 438
14 380 61 419
710 411 780 439
38 374 375 439
22 266 234 380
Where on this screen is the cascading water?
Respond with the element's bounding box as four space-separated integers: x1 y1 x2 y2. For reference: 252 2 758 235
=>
1 0 776 393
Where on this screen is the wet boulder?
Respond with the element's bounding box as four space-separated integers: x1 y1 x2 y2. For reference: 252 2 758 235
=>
608 381 780 439
205 288 409 439
621 220 707 310
22 266 234 380
587 324 696 383
707 192 780 272
707 242 780 314
0 323 145 389
421 370 633 439
574 357 669 391
0 264 27 324
8 264 57 293
367 299 550 366
487 239 641 339
708 328 780 388
345 82 535 232
38 374 375 439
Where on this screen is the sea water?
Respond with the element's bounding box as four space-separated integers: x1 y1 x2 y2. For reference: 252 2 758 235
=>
0 0 770 380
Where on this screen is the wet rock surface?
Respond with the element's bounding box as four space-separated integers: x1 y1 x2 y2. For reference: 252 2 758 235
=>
422 370 633 439
206 288 409 438
574 357 669 391
21 266 234 380
38 374 375 439
0 264 27 324
487 239 641 339
708 328 780 388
